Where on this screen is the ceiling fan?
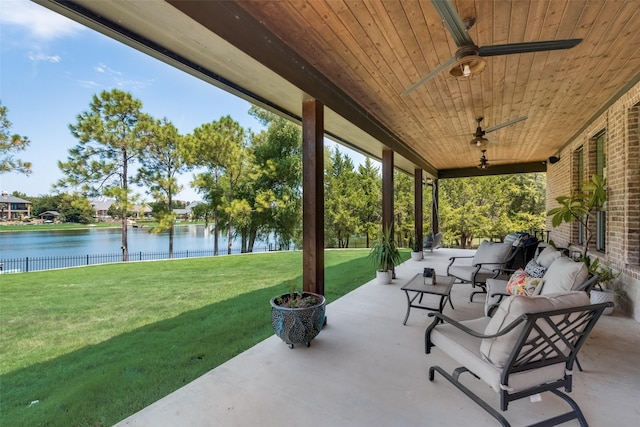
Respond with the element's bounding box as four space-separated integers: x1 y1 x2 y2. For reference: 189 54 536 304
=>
477 150 490 169
403 0 582 95
477 149 518 169
470 116 527 147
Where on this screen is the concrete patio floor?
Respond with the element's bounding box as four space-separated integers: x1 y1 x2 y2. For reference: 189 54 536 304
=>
116 249 640 427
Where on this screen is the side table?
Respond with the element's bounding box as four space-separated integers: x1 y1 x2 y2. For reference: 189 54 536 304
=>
401 273 455 325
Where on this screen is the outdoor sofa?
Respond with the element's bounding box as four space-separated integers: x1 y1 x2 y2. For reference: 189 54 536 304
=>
484 245 599 317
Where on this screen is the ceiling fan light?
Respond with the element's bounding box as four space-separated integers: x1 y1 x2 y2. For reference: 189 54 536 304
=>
471 137 488 147
449 55 486 78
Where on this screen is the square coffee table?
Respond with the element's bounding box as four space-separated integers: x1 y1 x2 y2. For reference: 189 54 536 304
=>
401 273 455 325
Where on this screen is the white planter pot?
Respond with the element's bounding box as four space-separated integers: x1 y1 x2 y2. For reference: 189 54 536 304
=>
590 289 615 315
376 269 392 284
411 251 423 261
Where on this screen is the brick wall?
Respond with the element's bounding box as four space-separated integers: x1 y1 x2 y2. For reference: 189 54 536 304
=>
547 81 640 322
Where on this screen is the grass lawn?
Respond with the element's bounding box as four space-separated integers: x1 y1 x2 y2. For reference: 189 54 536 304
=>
0 249 409 426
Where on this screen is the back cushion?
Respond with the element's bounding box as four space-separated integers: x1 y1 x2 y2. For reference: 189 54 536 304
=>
480 292 590 367
541 257 589 295
536 245 562 269
473 241 512 265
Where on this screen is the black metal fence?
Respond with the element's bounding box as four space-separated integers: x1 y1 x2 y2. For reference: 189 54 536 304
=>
0 245 287 273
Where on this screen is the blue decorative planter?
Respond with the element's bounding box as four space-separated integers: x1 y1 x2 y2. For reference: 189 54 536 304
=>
270 292 326 348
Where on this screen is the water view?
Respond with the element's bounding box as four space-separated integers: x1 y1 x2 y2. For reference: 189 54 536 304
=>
0 225 279 272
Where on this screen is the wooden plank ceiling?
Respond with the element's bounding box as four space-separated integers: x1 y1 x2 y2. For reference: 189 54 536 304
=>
40 0 640 178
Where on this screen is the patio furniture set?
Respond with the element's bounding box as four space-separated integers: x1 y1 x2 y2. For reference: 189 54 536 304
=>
401 240 611 426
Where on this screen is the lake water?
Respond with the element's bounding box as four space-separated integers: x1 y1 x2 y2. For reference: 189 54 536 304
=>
0 225 274 261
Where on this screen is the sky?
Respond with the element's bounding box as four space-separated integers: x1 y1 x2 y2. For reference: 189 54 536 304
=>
0 0 365 202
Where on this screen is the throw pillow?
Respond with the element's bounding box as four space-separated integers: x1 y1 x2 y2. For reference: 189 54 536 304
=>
506 270 544 296
524 260 546 278
536 245 562 269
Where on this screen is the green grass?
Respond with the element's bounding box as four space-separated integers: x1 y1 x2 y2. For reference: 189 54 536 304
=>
0 249 409 426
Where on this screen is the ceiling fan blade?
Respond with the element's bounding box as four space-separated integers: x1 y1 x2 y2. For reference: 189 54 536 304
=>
402 56 457 96
431 0 475 47
478 39 582 57
485 116 527 133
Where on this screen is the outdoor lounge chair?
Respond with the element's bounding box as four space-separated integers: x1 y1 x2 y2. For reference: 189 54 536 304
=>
425 292 612 427
423 232 443 252
447 240 514 302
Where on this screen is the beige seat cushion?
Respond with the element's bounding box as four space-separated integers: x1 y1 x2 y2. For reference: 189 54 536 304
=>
448 265 497 283
541 257 589 295
431 316 570 393
480 292 590 368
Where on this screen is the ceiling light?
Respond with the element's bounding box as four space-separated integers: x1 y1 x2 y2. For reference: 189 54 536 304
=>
449 55 487 78
471 137 488 148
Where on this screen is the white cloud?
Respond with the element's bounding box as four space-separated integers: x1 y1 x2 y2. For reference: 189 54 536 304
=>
77 80 100 89
115 79 154 91
95 63 122 76
1 0 84 40
92 63 154 91
28 52 61 63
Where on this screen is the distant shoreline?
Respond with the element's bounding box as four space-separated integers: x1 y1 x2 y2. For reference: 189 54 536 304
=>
0 222 204 233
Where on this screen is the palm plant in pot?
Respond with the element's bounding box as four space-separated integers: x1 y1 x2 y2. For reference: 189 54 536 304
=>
368 226 402 284
270 280 326 348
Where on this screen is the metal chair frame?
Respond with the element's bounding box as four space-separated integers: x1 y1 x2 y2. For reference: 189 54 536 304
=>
425 302 612 426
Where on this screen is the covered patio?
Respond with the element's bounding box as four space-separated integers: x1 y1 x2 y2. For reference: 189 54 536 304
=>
38 0 640 316
116 249 640 426
35 1 640 424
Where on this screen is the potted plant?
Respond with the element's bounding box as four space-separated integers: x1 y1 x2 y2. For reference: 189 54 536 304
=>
270 281 325 348
547 174 606 258
368 227 402 284
588 259 620 315
410 238 423 261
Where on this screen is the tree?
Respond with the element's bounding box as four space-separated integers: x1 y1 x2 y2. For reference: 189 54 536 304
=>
248 107 302 251
440 177 494 248
186 116 249 255
136 118 189 258
30 193 94 223
325 146 360 248
356 158 381 247
439 174 547 248
57 89 153 260
1 103 31 175
57 194 95 224
394 171 414 248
